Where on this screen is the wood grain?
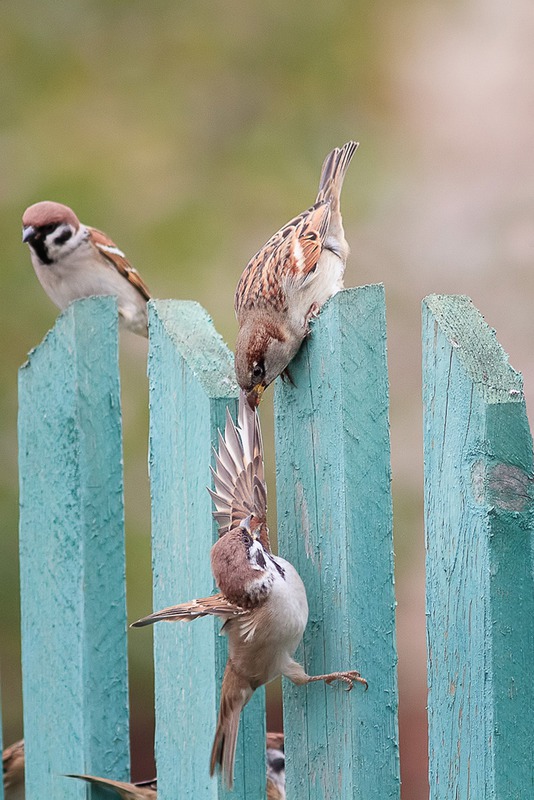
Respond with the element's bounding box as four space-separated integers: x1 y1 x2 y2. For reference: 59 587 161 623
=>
423 294 534 799
274 285 400 800
18 297 130 799
147 300 266 800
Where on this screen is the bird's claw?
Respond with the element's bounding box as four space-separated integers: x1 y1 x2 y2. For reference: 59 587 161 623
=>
324 670 368 692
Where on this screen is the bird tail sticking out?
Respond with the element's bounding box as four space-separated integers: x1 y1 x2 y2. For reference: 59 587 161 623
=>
316 140 359 210
210 661 254 788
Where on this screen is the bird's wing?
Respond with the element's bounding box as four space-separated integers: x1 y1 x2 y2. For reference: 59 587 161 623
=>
3 739 24 789
131 593 247 627
89 227 151 301
67 774 156 799
208 391 270 549
234 141 358 319
234 202 330 318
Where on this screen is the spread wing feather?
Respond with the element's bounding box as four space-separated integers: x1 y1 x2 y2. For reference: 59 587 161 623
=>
67 774 156 799
209 392 269 549
131 593 247 627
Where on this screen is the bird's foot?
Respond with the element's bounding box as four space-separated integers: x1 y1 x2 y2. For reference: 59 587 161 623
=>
304 303 320 335
318 670 368 692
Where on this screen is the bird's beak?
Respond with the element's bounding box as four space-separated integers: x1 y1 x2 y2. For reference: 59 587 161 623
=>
247 384 265 408
241 514 252 534
22 225 35 243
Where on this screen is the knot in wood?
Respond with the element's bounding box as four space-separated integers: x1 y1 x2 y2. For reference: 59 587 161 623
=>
471 461 531 511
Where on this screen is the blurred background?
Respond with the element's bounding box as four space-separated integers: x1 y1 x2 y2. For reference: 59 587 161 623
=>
2 1 534 798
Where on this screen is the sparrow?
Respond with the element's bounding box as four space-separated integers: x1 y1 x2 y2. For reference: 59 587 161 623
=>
132 391 366 788
22 201 151 337
3 740 25 800
234 141 359 406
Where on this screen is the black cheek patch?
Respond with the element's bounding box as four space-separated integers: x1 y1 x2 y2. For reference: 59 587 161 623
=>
31 237 53 265
254 548 266 569
54 228 72 245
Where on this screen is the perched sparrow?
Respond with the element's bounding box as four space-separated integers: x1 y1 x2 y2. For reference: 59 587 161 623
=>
234 141 358 406
132 391 366 788
266 744 285 800
22 201 151 336
68 773 157 799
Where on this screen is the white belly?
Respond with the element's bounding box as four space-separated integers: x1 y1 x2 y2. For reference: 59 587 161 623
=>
227 557 309 686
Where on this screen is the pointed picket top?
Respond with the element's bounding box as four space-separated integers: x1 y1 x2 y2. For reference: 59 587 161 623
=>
147 300 266 800
423 294 534 799
18 297 130 799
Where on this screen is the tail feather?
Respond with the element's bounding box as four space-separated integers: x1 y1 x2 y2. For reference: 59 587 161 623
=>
316 141 359 209
210 661 253 788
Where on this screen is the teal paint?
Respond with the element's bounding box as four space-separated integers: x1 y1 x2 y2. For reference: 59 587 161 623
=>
147 300 266 800
423 295 534 799
18 298 130 799
274 286 400 800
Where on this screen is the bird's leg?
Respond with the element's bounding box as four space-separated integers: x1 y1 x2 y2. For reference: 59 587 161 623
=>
282 659 367 692
280 367 295 386
304 302 320 335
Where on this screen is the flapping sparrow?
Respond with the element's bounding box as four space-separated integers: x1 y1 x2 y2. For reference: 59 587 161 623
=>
132 391 366 788
234 141 358 406
22 201 151 336
3 740 24 800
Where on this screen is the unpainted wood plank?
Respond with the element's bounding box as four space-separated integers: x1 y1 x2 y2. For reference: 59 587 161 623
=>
423 294 534 799
147 300 266 800
274 286 400 800
18 297 130 799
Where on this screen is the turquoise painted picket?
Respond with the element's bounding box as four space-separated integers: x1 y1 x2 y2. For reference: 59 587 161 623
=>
422 295 534 799
11 289 534 798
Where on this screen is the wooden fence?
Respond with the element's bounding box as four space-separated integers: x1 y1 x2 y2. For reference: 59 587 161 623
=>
8 286 534 799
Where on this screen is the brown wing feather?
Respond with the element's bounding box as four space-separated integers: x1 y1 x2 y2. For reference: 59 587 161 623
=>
67 774 156 799
131 593 247 627
235 142 358 318
209 392 270 549
235 202 329 317
89 227 152 301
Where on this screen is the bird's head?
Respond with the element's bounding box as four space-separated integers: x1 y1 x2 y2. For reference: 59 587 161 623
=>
22 201 83 264
211 516 274 609
234 314 299 407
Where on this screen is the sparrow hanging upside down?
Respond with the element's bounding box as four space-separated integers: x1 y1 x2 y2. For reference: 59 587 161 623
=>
132 392 366 789
22 201 151 337
234 141 359 407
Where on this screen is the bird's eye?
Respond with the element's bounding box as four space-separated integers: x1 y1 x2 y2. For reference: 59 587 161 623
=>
251 362 265 382
40 224 57 236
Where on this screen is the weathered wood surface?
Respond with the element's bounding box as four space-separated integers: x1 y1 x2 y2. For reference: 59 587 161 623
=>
147 300 266 800
18 298 130 799
274 285 400 800
423 294 534 799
